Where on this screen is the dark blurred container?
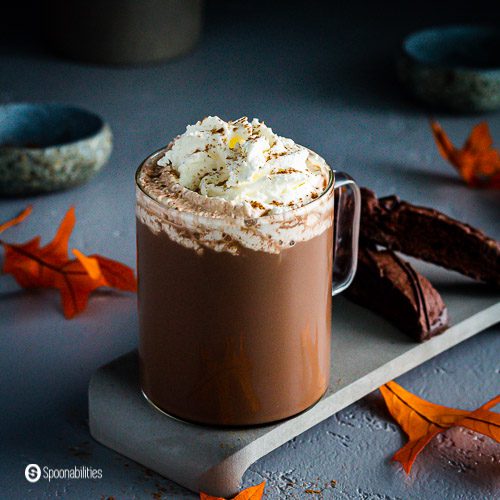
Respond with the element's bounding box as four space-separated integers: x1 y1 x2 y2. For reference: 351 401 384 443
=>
45 0 203 65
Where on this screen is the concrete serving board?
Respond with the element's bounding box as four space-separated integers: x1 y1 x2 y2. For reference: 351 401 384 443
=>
89 259 500 498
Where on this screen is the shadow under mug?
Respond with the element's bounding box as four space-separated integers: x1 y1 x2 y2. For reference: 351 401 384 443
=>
136 150 360 426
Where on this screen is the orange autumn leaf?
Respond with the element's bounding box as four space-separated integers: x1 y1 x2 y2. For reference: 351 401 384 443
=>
380 381 500 474
72 248 101 280
454 394 500 441
431 120 500 188
200 481 265 500
0 205 32 234
0 206 137 318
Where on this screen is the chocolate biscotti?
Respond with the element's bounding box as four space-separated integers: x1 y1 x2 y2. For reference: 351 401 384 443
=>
360 188 500 286
345 246 449 341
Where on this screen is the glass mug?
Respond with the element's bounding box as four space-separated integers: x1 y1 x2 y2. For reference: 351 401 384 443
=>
136 148 360 426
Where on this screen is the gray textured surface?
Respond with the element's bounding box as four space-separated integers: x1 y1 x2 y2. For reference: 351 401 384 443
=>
1 2 499 499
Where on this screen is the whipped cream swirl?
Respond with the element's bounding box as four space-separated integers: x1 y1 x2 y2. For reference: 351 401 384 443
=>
157 116 329 216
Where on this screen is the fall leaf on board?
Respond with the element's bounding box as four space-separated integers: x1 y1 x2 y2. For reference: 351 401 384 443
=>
431 120 500 188
380 381 500 474
200 481 265 500
0 206 137 319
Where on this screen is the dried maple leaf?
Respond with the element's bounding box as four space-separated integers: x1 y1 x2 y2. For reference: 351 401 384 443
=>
431 120 500 188
0 206 137 318
0 206 32 234
200 481 265 500
380 381 500 473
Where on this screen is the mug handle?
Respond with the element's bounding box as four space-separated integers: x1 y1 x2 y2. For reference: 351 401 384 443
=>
332 172 361 296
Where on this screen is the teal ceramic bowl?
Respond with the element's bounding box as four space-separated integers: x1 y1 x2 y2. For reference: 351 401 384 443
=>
398 26 500 112
0 103 112 195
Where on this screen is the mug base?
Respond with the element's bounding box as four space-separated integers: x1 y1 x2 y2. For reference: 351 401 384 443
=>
141 388 329 429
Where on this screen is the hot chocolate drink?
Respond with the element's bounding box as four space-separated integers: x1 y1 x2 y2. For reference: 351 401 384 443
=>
136 117 358 426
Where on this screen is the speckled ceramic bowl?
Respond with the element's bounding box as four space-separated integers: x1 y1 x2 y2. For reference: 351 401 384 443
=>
0 103 112 195
398 26 500 112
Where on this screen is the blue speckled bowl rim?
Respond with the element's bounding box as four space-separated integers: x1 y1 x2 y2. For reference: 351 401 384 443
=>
0 102 109 152
402 25 500 74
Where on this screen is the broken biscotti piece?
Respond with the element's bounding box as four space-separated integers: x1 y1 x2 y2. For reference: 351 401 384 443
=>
345 246 449 341
360 188 500 286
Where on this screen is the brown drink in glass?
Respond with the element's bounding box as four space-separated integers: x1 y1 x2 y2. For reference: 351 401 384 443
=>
136 118 359 426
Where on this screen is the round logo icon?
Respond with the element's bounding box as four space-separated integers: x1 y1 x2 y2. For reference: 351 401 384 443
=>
25 464 41 483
